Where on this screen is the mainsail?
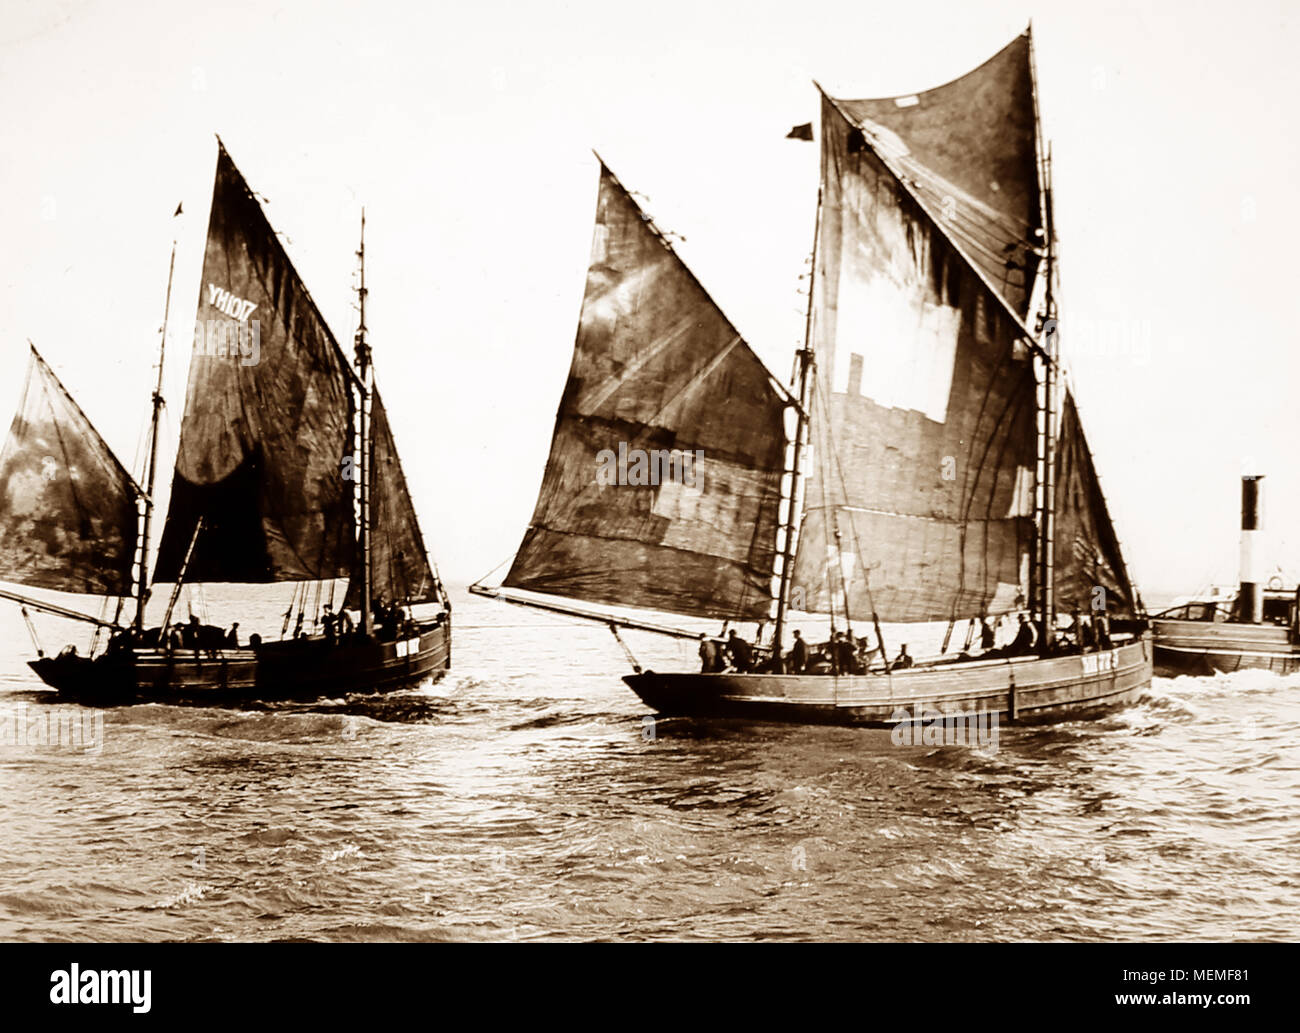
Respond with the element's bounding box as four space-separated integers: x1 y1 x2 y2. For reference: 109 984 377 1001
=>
0 346 139 595
503 162 788 620
153 143 357 584
789 87 1039 623
345 387 441 607
1053 389 1137 617
830 32 1042 316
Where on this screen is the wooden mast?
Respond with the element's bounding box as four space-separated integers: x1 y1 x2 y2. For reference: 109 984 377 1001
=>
1029 26 1059 651
1039 148 1059 650
771 188 821 669
134 238 176 634
355 211 374 638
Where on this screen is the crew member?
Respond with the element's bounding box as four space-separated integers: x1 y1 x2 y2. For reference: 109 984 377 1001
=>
725 629 752 673
1009 614 1036 655
787 629 808 674
832 631 857 675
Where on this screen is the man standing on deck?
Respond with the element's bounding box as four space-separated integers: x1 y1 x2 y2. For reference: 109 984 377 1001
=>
725 629 752 673
787 629 808 674
832 632 857 675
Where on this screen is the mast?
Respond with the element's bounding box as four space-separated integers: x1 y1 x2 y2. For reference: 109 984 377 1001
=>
772 189 821 667
135 240 176 634
1029 26 1058 650
1039 148 1058 649
355 210 374 638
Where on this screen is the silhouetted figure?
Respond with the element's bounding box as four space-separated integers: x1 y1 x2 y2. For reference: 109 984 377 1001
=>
855 633 878 671
832 631 857 675
725 630 752 673
337 608 355 639
980 617 996 650
1096 613 1112 649
892 644 914 670
184 615 207 664
225 622 240 649
1009 614 1036 656
787 630 808 674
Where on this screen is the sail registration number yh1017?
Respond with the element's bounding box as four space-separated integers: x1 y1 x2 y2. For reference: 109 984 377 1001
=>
206 283 258 321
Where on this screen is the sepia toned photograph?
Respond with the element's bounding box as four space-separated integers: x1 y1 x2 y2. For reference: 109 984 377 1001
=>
0 0 1292 1005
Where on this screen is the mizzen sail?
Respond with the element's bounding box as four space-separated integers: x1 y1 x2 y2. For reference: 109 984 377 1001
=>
346 387 441 607
503 162 788 621
0 346 139 595
153 143 357 584
788 89 1039 623
1053 390 1137 617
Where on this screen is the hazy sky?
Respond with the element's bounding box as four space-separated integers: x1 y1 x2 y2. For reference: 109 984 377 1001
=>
2 0 1296 594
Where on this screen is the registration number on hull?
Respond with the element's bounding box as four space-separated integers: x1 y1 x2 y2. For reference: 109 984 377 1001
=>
1081 650 1118 675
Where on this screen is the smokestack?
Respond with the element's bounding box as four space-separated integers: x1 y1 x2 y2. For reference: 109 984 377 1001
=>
1238 474 1264 623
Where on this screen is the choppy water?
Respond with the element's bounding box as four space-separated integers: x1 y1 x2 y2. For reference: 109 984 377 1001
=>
0 586 1297 941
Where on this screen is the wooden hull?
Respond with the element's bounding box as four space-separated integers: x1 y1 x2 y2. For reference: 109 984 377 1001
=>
624 633 1152 727
28 616 452 705
1152 618 1300 676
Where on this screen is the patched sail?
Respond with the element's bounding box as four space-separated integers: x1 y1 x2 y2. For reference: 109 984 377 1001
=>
503 163 788 621
0 346 138 595
1053 390 1137 617
788 90 1039 623
153 143 357 584
346 388 441 608
831 31 1042 315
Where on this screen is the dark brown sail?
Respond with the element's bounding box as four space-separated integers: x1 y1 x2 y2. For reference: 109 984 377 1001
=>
0 347 138 595
153 143 356 584
1054 390 1137 617
503 163 788 621
831 31 1042 316
788 91 1038 623
345 388 441 608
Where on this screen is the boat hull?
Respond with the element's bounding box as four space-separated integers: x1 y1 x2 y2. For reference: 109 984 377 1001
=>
1152 618 1300 676
28 616 452 705
624 634 1152 727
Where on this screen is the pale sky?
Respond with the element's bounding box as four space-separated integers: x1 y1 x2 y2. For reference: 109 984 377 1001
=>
2 0 1296 595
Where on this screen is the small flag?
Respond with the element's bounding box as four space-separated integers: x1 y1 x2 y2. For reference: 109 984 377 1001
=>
786 122 813 141
173 202 183 217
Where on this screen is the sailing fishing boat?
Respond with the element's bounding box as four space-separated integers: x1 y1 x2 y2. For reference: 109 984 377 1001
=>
0 140 451 703
474 29 1152 725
